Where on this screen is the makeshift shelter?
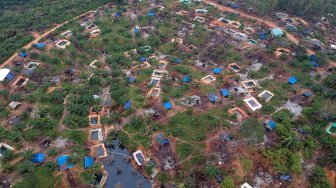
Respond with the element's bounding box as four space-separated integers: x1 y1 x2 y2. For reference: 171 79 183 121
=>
0 143 14 157
288 76 298 85
129 75 136 83
173 58 181 64
326 122 336 137
19 52 27 58
213 67 222 74
147 11 155 17
219 133 232 142
32 153 45 163
183 75 190 83
230 4 239 9
208 93 217 104
124 100 132 110
156 134 170 146
266 120 277 131
8 101 21 110
115 12 121 18
220 89 229 98
241 182 253 188
163 102 172 110
35 43 46 49
84 156 94 168
271 28 284 37
57 155 74 171
140 56 147 62
0 68 11 81
259 33 267 40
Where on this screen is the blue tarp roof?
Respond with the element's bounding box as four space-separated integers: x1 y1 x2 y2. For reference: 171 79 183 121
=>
230 4 239 9
32 153 45 163
208 93 217 103
133 28 140 33
213 67 222 74
268 120 277 130
19 52 27 58
286 25 297 31
148 11 155 17
124 100 132 110
163 101 172 110
174 58 181 64
156 134 170 145
220 89 229 97
57 155 74 171
115 12 121 18
302 91 312 98
183 75 190 83
140 56 146 62
288 76 298 85
6 72 15 81
84 156 94 168
271 28 284 37
35 43 46 49
129 76 136 82
309 54 316 61
311 61 318 67
259 33 267 40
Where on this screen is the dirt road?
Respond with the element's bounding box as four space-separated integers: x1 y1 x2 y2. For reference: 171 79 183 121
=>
203 0 313 54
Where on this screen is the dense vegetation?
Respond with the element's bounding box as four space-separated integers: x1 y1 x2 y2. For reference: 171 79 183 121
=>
0 0 110 63
239 0 336 24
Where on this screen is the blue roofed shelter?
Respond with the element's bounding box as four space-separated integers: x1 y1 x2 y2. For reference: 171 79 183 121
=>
309 54 316 61
115 12 121 18
183 75 190 83
271 28 284 37
140 56 146 62
133 28 140 34
148 11 155 17
173 58 181 64
288 76 298 85
267 120 277 131
163 101 172 110
259 33 267 40
84 156 94 168
208 93 217 104
35 42 46 49
57 155 74 171
124 100 132 110
213 67 222 74
156 134 170 146
220 89 229 98
6 72 15 81
32 153 45 163
19 52 27 58
129 75 136 83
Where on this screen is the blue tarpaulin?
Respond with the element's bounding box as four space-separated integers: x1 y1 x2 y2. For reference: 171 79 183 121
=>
84 156 94 168
309 54 316 61
311 61 318 67
5 72 15 81
302 91 312 98
115 12 121 18
288 76 298 85
230 4 239 9
213 67 222 74
32 153 45 163
268 120 277 130
35 43 46 49
208 93 217 103
173 58 181 64
57 155 74 171
148 11 155 17
183 75 190 83
156 134 170 145
163 101 172 110
19 52 27 58
220 89 229 98
140 56 146 62
133 28 140 33
124 100 132 110
129 76 136 82
271 28 284 37
259 33 267 40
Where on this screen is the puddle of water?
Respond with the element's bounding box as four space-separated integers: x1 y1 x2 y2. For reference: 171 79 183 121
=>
103 139 151 188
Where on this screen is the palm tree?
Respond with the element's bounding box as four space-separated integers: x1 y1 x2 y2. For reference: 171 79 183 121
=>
21 149 34 160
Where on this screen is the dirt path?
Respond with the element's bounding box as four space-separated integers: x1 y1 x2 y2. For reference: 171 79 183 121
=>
203 0 313 54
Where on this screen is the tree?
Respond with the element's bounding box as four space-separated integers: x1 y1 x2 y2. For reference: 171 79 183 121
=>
21 149 34 160
240 118 264 145
309 166 332 188
17 160 35 174
204 165 220 179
